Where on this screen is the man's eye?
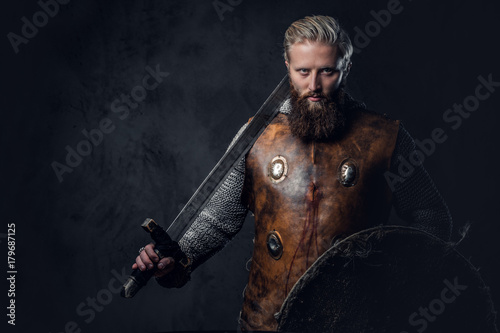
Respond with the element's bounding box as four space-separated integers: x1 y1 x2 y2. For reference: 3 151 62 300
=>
321 68 334 74
298 69 309 74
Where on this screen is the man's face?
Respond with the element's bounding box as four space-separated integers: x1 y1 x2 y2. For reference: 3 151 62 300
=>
285 41 349 141
286 41 344 107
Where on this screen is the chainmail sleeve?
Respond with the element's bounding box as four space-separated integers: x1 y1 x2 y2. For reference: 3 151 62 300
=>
156 124 249 288
390 123 453 241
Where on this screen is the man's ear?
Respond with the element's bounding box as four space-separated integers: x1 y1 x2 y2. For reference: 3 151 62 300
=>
285 61 290 71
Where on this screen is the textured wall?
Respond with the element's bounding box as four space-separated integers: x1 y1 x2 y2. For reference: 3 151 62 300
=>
2 0 499 332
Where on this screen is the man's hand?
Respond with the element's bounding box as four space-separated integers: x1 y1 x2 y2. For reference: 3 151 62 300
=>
132 243 175 278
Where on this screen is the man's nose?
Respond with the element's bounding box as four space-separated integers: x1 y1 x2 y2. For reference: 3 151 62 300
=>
308 72 321 92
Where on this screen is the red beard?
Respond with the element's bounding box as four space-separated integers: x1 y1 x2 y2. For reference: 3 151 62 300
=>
288 83 347 142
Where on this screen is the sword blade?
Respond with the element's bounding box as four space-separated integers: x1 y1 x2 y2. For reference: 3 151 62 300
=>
167 74 290 240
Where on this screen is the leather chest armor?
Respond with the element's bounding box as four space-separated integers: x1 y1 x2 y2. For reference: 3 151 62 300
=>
239 110 400 331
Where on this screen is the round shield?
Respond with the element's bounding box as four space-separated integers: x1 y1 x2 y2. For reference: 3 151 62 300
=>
276 225 498 333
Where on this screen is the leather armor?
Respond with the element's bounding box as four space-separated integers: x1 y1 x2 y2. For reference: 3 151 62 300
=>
239 110 400 331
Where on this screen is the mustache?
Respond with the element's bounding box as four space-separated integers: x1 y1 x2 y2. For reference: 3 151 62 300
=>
299 91 327 99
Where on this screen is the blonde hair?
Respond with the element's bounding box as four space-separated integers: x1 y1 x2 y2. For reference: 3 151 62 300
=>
283 15 353 73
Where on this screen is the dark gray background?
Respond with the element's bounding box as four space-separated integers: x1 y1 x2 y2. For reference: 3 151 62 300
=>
1 0 499 332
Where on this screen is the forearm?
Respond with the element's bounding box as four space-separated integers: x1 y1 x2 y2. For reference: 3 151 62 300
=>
179 156 248 270
156 124 249 287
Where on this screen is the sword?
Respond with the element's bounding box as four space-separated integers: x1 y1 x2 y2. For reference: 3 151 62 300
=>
121 74 290 298
167 74 290 240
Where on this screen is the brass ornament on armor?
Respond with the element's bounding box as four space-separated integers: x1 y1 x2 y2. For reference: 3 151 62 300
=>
266 231 283 260
337 158 358 187
268 155 288 184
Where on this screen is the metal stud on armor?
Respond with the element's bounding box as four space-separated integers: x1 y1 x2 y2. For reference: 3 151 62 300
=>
266 231 283 260
338 158 358 187
268 156 288 184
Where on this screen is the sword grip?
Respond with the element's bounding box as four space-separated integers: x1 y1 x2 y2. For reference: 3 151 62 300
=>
121 218 187 298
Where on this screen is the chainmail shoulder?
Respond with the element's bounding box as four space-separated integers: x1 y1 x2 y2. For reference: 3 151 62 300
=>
280 98 292 114
390 123 453 241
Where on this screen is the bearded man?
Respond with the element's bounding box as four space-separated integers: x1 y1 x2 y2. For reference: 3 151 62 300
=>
132 15 452 331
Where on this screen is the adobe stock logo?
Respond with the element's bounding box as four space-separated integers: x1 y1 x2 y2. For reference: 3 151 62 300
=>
385 73 499 191
351 0 410 54
51 64 169 183
49 267 129 333
7 0 71 54
400 277 467 333
212 0 243 21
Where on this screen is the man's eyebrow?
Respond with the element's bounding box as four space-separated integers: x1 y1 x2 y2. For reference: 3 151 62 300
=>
292 65 338 70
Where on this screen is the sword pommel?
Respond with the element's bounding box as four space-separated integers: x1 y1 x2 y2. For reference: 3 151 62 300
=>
141 218 158 233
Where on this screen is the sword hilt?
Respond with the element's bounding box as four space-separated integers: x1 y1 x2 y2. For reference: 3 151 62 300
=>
120 218 189 298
